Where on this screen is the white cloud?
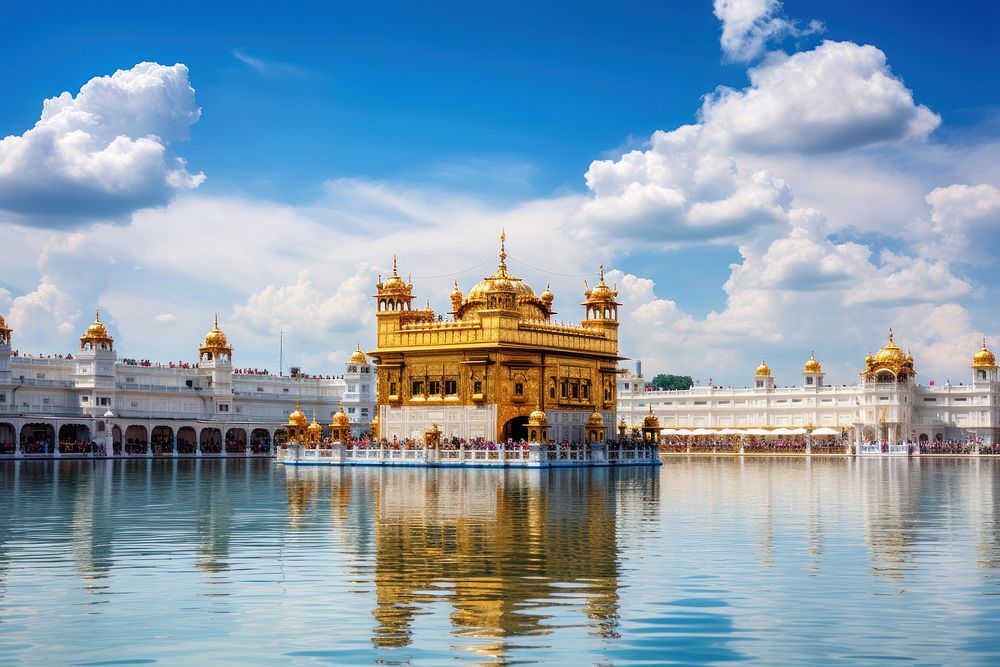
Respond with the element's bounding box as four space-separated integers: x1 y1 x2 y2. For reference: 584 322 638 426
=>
918 183 1000 264
154 313 176 323
0 62 203 228
573 126 791 248
701 41 941 153
713 0 823 62
234 267 375 340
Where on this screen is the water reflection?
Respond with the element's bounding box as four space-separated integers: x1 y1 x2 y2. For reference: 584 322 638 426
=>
0 458 998 665
284 466 657 659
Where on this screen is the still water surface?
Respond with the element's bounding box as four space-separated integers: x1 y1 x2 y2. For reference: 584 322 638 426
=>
1 458 999 665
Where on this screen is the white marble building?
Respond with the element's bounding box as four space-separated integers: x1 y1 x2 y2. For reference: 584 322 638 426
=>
0 311 375 456
617 330 1000 446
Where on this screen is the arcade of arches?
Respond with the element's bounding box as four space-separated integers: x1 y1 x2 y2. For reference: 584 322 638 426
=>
0 420 284 457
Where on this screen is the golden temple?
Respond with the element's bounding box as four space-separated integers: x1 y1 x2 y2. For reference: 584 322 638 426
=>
370 232 621 442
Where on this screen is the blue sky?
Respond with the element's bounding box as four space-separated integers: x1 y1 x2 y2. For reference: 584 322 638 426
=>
1 1 999 384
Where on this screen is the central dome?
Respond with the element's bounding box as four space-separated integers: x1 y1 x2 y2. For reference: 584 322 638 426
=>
467 232 536 300
874 329 906 365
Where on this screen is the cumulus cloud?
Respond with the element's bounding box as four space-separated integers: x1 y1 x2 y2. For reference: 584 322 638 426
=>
917 183 1000 264
714 0 823 62
234 267 376 340
0 62 203 228
701 41 941 153
154 313 176 323
573 125 791 248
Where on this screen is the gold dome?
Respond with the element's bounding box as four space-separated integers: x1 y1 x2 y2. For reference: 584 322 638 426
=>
803 351 822 373
377 256 414 297
80 309 114 347
467 231 537 300
199 315 233 357
873 329 906 365
528 406 548 426
331 400 351 429
349 342 367 364
755 358 772 377
0 313 9 330
586 411 605 427
582 266 619 304
307 411 323 434
973 338 997 368
287 399 307 427
540 283 554 305
642 405 660 428
862 329 916 378
450 280 463 300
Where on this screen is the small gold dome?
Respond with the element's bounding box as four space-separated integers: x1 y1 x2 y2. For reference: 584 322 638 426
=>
642 405 660 428
203 317 228 348
80 309 114 348
540 283 554 305
331 400 351 429
803 351 822 373
349 342 367 364
528 406 548 426
287 400 307 427
450 280 463 300
587 411 605 427
583 266 618 304
755 358 772 377
973 338 997 368
307 411 323 434
0 313 9 330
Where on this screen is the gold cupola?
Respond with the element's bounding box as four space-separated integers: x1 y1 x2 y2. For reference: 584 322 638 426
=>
803 351 822 373
755 358 772 377
349 342 367 364
375 256 415 312
199 315 233 361
454 230 551 321
80 309 114 351
540 282 554 308
287 399 307 428
582 265 620 322
862 328 916 381
972 338 997 368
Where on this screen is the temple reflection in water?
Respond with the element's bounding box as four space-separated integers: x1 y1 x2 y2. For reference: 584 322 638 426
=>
285 465 658 656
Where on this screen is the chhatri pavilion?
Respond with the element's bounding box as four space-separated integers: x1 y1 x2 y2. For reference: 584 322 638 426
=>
370 233 621 443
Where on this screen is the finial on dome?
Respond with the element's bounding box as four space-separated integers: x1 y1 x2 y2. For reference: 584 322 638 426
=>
392 255 397 273
888 327 894 343
498 228 508 272
95 308 101 322
599 264 605 282
214 313 219 328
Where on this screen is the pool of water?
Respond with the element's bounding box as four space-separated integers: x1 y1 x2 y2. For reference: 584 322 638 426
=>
1 458 998 665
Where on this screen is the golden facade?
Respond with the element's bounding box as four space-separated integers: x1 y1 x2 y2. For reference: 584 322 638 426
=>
370 233 621 442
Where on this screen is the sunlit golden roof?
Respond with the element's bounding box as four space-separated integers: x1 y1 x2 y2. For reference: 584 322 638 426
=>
0 313 10 332
973 338 997 368
467 230 537 300
803 351 822 373
755 358 772 377
287 399 307 428
642 405 660 428
528 406 548 426
582 266 619 305
862 329 916 378
331 401 351 429
349 342 367 364
80 309 113 346
587 411 605 427
199 315 232 356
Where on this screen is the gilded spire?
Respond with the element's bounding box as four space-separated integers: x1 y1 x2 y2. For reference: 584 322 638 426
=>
498 228 508 274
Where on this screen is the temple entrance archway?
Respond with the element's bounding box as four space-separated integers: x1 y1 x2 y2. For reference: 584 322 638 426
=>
200 427 222 454
58 424 91 454
177 426 197 454
251 428 271 453
0 423 15 454
21 423 55 454
151 426 174 456
226 428 246 454
124 425 148 456
503 416 529 442
919 433 929 443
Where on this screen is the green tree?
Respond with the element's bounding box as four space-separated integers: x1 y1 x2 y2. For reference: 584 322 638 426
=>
649 374 694 391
